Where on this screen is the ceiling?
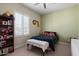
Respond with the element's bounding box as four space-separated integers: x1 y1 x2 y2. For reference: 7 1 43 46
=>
22 3 77 15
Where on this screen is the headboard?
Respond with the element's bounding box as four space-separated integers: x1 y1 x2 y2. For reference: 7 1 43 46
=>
42 31 59 40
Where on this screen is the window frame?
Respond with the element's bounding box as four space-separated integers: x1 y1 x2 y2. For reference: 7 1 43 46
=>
14 11 30 37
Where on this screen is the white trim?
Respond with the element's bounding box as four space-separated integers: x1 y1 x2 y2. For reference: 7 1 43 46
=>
58 41 70 46
14 43 25 49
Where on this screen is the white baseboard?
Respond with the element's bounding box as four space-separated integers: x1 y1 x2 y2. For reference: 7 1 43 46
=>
58 41 70 45
14 43 25 49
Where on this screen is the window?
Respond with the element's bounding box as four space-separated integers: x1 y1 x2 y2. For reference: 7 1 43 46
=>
14 12 29 36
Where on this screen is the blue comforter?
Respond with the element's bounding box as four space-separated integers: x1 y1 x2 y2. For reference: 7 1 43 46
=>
31 35 58 47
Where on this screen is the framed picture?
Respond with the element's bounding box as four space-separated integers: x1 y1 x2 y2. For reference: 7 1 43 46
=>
2 21 8 25
32 20 39 27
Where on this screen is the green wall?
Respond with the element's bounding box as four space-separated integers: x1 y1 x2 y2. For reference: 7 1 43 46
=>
77 5 79 37
42 5 79 42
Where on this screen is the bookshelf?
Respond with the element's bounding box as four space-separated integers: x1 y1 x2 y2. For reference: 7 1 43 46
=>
0 15 14 56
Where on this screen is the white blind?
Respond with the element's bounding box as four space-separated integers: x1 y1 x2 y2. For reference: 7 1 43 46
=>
14 12 29 36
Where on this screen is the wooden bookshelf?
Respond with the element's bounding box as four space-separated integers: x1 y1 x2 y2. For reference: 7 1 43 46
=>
0 15 14 56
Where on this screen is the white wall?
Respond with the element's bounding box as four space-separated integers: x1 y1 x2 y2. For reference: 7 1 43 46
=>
0 3 41 49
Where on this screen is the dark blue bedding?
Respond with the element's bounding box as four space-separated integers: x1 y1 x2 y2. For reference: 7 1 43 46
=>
31 35 58 48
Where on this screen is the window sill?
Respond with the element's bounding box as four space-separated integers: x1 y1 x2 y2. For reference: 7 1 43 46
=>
14 34 30 38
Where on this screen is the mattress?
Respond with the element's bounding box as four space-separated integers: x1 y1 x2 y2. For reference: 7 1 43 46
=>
71 39 79 56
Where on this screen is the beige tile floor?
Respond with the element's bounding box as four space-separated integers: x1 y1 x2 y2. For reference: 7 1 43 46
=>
6 43 71 56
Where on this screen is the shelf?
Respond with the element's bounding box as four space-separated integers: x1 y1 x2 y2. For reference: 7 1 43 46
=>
0 25 13 27
0 15 14 55
0 15 14 20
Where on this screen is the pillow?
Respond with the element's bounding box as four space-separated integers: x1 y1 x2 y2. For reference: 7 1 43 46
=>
41 32 47 36
46 33 50 36
49 33 55 36
41 32 55 37
42 32 45 35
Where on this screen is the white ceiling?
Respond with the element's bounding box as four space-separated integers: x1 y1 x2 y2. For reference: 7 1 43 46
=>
22 3 77 15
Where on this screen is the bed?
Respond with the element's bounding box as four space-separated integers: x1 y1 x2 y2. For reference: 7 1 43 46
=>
71 39 79 56
31 31 59 51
